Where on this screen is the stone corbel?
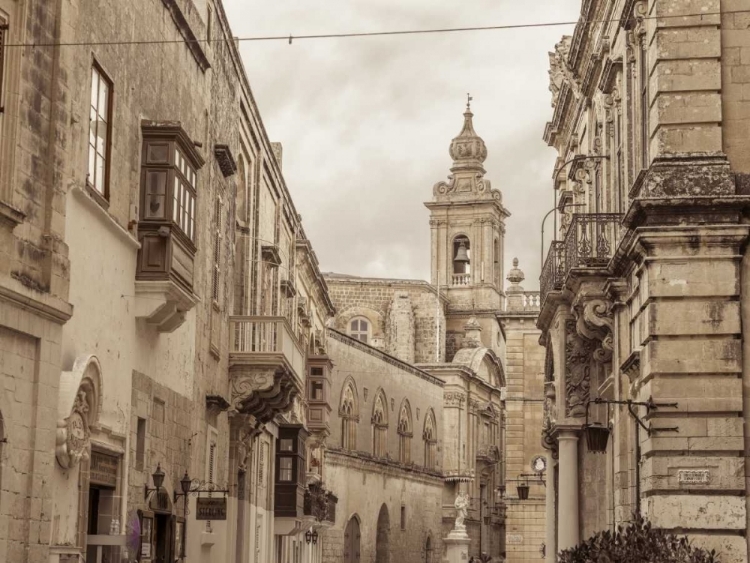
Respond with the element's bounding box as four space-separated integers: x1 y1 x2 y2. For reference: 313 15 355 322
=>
564 319 594 418
575 298 614 363
230 367 300 424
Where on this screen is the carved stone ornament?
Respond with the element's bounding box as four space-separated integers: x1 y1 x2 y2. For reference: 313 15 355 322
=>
56 390 92 469
564 320 593 418
56 355 102 470
444 392 466 408
230 367 301 424
575 298 614 363
433 173 491 197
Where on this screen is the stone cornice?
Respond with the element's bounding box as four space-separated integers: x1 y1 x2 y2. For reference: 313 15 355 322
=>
327 329 445 387
324 274 450 304
0 279 73 324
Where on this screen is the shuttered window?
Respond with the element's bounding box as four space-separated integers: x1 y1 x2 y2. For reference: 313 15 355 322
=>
211 197 222 302
88 64 112 197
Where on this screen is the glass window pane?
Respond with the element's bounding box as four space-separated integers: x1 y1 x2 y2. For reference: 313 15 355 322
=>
88 146 96 183
350 320 357 331
99 79 109 118
280 439 293 452
95 155 104 193
90 69 99 109
96 118 107 155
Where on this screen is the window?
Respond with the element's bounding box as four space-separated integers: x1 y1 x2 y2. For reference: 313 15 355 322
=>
397 401 412 465
340 382 358 450
349 318 370 343
0 18 7 109
423 410 437 469
640 42 649 169
135 417 146 471
211 197 222 301
279 439 294 452
279 457 293 482
400 506 406 530
88 63 112 197
372 392 388 458
311 381 323 401
452 235 471 278
173 148 197 240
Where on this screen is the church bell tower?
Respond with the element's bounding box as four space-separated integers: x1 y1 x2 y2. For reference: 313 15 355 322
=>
425 100 510 358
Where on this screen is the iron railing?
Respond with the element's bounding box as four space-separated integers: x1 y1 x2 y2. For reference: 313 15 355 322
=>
540 214 623 306
540 241 566 305
564 213 622 269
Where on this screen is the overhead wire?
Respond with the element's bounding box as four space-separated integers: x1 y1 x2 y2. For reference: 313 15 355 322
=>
0 9 742 49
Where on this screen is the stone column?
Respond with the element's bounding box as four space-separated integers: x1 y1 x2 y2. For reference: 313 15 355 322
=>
546 453 557 563
557 430 580 551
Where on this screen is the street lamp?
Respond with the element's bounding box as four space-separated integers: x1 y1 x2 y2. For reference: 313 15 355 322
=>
305 529 319 545
144 463 165 499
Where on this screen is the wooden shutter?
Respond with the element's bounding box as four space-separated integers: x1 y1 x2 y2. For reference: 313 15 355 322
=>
211 197 222 302
0 21 6 111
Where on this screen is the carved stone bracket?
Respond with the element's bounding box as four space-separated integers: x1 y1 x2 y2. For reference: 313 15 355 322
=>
230 367 301 424
575 298 614 363
564 319 593 418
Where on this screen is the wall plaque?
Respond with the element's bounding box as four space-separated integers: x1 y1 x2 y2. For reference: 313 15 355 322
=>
507 534 524 544
196 497 227 520
678 469 710 485
90 451 119 487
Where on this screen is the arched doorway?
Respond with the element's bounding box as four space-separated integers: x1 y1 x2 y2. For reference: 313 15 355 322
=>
375 504 390 563
425 534 434 563
344 515 361 563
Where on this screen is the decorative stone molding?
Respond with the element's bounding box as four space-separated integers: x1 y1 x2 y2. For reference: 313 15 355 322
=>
214 144 237 177
444 392 466 408
575 298 614 363
57 355 102 469
230 367 301 424
564 320 593 418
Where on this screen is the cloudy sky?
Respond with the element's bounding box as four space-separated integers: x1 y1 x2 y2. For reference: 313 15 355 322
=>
223 0 582 289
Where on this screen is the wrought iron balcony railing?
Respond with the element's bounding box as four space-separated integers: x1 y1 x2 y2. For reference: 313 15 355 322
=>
540 214 623 306
540 241 566 306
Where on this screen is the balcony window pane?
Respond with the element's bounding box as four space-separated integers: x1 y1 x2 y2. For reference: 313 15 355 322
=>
280 439 294 452
279 457 293 481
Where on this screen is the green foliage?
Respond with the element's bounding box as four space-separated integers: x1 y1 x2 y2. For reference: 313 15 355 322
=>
558 514 718 563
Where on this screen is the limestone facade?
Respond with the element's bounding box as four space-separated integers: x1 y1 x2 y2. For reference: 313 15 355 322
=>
322 331 445 563
0 1 336 563
539 1 750 562
322 105 546 562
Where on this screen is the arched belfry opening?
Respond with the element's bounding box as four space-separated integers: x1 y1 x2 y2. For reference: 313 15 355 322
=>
453 235 471 274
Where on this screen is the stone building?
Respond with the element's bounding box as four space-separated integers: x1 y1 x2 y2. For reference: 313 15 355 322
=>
323 105 547 562
539 1 750 562
0 0 336 562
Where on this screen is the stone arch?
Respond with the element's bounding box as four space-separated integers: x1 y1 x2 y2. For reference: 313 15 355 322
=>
372 389 388 458
451 233 471 275
397 399 413 464
452 346 505 388
344 514 361 563
340 377 360 450
375 503 390 563
337 306 384 347
422 408 438 469
424 532 434 563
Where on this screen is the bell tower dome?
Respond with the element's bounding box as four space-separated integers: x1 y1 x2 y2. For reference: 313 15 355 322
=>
425 100 510 357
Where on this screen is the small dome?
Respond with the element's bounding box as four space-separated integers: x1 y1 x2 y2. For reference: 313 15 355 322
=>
507 257 525 285
449 107 488 170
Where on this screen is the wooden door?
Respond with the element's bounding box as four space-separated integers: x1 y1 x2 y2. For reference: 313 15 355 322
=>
343 517 360 563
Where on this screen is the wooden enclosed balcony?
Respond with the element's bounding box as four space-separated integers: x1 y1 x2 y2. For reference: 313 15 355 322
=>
228 316 305 422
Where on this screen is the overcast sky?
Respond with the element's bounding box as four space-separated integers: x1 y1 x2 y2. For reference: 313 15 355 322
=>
224 0 581 289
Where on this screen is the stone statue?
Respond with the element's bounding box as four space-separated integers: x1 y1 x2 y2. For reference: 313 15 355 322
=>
454 492 470 530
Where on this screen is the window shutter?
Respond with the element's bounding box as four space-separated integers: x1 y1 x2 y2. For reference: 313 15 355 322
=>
211 197 222 301
0 21 6 109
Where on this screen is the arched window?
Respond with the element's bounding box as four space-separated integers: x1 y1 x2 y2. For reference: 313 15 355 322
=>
423 409 437 469
372 390 388 458
397 400 412 464
425 534 434 563
340 379 359 450
349 317 370 343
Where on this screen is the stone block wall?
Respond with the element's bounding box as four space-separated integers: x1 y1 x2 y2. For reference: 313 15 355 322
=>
505 501 546 562
326 276 446 364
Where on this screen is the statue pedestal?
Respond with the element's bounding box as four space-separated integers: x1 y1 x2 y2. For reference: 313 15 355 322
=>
443 528 471 563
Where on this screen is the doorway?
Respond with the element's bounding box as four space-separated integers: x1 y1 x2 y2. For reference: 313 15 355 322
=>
343 516 361 563
375 504 390 563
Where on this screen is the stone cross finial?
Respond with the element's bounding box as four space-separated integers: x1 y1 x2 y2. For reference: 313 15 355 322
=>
466 93 473 111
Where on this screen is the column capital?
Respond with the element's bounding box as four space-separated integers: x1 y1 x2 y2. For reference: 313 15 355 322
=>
552 425 582 442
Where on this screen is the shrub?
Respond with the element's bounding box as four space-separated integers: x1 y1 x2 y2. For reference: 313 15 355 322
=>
558 514 718 563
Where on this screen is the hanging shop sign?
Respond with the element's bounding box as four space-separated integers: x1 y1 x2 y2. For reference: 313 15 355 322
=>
195 497 227 520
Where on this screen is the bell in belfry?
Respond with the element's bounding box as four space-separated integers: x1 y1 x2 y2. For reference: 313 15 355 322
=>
454 241 470 263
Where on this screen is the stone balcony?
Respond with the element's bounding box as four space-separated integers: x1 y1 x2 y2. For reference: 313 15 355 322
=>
228 316 305 422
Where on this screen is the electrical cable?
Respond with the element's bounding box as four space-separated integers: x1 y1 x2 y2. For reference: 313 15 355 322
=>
1 9 741 49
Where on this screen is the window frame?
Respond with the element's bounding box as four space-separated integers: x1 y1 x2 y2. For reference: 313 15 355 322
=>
87 60 114 202
348 317 370 343
0 16 8 113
